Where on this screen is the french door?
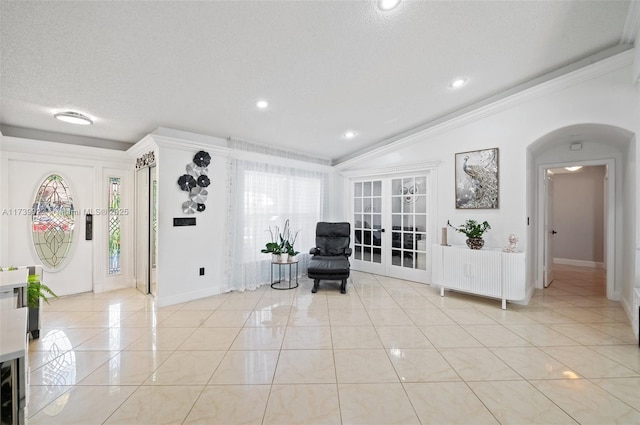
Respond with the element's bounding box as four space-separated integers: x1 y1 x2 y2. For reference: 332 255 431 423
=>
351 174 430 282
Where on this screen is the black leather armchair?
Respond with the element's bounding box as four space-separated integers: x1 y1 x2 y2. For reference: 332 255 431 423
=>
307 222 352 294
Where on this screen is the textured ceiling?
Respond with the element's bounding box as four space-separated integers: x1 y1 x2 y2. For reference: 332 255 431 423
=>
0 1 635 163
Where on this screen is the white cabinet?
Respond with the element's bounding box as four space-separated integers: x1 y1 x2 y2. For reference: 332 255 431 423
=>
431 245 526 309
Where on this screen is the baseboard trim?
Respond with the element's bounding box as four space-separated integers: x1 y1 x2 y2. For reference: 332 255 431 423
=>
553 258 605 269
157 287 223 307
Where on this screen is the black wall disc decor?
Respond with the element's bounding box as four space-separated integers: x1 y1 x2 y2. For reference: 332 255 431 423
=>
178 151 212 214
177 174 196 191
197 175 210 187
193 151 211 167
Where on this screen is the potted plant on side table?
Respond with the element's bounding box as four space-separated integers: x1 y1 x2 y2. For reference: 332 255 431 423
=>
448 219 491 250
261 219 301 263
27 272 57 339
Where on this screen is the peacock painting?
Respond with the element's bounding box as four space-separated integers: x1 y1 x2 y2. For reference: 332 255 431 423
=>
455 148 499 209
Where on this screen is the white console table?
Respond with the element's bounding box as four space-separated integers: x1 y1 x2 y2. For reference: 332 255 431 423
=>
431 244 526 309
0 269 28 309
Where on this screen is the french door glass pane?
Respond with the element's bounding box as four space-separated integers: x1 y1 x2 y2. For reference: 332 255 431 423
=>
364 181 372 196
391 177 428 271
355 182 362 197
354 180 383 265
373 248 382 263
415 215 426 232
373 181 382 196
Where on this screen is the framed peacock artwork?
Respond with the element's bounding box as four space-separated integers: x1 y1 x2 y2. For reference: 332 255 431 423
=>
455 147 499 209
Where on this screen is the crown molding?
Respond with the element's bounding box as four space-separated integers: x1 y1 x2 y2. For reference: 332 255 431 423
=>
153 135 230 155
621 0 640 44
228 148 334 173
334 47 634 170
126 134 157 157
2 135 133 165
0 125 132 151
128 133 230 157
339 161 441 178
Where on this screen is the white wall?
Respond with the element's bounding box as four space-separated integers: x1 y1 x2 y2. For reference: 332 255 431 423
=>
0 136 135 295
129 133 230 307
336 52 638 310
552 166 606 264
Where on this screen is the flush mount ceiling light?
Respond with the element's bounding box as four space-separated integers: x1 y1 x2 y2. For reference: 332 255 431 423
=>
256 100 269 109
378 0 401 11
564 166 583 172
344 130 357 139
54 111 93 125
450 78 468 89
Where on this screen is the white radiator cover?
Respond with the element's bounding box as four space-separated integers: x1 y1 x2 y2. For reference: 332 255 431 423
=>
432 245 526 309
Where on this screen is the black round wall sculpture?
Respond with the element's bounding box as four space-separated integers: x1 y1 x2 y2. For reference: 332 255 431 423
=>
178 150 212 214
177 174 197 191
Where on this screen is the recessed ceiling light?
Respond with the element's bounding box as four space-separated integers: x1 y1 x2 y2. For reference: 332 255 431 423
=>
450 78 467 89
344 131 357 139
256 100 269 109
378 0 401 11
54 111 93 125
564 166 583 172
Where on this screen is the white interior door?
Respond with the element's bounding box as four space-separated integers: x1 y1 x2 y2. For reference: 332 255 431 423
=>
544 171 555 287
388 175 429 282
352 179 385 275
351 174 430 283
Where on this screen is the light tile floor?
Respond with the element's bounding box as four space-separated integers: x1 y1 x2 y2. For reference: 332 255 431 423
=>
26 265 640 424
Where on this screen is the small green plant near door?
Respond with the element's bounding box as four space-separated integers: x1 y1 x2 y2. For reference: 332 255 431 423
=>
27 273 57 339
27 273 57 309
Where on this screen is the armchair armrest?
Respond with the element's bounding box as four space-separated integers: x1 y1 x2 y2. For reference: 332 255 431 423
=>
344 247 352 257
310 247 321 255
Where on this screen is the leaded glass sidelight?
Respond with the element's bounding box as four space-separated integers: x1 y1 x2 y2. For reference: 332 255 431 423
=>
109 177 121 274
32 174 75 269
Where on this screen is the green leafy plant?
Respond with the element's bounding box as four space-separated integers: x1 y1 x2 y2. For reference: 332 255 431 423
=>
261 225 284 255
27 273 57 309
261 219 300 256
448 219 491 239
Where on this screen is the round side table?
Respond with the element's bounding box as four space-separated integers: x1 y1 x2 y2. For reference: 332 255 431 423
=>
270 259 299 290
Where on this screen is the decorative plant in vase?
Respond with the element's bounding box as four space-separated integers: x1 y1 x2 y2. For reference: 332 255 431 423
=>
285 226 301 262
447 219 491 250
27 272 57 339
261 228 284 262
261 219 301 262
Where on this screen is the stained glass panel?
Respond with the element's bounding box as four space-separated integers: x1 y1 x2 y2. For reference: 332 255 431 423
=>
32 175 75 269
109 177 121 275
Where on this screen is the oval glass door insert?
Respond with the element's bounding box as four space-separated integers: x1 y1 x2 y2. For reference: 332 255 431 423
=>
32 174 76 269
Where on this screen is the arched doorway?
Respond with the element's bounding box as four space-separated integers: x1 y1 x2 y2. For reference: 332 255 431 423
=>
527 123 635 302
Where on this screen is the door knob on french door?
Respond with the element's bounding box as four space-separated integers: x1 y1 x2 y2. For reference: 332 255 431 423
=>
551 230 558 234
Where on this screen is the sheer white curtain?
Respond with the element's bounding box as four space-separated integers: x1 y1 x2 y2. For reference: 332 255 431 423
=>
225 143 330 291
